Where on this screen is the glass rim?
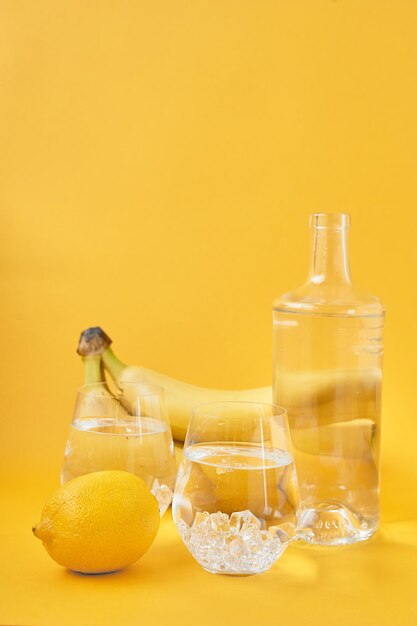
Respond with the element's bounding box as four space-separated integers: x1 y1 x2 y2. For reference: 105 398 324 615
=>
309 212 351 230
77 381 164 398
190 400 287 421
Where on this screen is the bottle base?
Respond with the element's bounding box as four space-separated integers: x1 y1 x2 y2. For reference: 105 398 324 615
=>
296 502 378 546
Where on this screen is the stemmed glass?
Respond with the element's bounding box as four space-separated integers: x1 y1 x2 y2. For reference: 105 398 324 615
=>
61 381 177 515
173 401 299 575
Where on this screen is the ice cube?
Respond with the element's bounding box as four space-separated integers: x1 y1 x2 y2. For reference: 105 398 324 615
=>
192 511 211 529
230 510 261 535
225 535 244 557
268 523 293 543
190 512 227 549
242 511 261 529
209 512 230 533
176 519 191 542
150 480 173 514
151 477 161 491
158 484 173 505
206 529 226 548
240 524 262 548
269 537 284 558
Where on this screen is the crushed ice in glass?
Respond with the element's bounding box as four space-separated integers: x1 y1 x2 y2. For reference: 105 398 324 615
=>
176 510 288 574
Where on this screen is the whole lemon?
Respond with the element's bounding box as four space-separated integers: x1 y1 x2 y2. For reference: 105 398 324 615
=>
33 470 160 574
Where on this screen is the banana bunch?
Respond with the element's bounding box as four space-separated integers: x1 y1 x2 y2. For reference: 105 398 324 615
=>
77 327 272 441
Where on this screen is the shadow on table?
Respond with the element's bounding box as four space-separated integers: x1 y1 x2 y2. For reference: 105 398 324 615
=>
259 520 417 590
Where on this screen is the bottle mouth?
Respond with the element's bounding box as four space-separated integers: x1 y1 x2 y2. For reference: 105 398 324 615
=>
310 213 351 230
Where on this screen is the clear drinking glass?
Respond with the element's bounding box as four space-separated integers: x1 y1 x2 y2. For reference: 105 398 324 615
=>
61 381 177 515
172 402 299 575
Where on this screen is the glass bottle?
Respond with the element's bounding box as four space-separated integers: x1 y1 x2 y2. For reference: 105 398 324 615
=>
272 213 385 545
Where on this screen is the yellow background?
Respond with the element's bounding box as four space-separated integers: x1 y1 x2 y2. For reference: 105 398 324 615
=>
1 1 416 625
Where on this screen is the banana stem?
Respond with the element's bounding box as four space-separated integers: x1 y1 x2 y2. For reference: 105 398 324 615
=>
77 327 112 356
101 347 126 383
83 355 104 384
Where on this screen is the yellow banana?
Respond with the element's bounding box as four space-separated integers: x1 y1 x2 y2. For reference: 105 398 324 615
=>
102 348 273 441
274 367 381 426
290 419 376 460
76 351 129 419
77 328 272 441
81 354 108 388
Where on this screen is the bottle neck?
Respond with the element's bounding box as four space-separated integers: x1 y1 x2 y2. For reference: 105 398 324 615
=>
307 214 351 285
